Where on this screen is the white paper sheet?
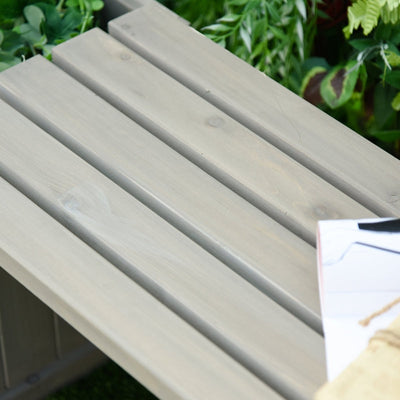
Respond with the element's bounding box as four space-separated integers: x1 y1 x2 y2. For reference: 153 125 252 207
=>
317 218 400 381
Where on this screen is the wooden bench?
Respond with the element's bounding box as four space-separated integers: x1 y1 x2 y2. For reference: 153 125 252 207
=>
0 1 399 399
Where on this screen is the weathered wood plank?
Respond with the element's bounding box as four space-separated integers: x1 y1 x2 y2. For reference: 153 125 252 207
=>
0 99 325 399
0 55 325 331
51 29 375 246
108 4 400 218
0 176 280 400
0 268 56 388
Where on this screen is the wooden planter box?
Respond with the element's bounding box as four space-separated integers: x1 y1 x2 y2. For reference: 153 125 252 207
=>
0 267 106 400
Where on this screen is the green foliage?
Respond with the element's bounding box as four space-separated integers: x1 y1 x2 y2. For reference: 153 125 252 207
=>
297 1 400 156
162 0 400 156
0 0 103 71
201 0 319 89
345 0 400 37
318 61 363 108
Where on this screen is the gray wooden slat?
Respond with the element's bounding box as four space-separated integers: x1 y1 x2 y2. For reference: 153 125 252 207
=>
108 4 400 218
0 268 56 388
0 56 325 332
0 99 325 399
53 29 372 244
51 29 375 247
0 178 278 400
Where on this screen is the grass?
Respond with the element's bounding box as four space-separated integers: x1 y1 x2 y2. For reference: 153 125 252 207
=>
45 360 158 400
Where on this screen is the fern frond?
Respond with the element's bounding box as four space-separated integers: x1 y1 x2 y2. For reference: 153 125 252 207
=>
381 3 391 23
347 0 367 35
363 0 381 35
381 2 400 23
390 4 400 23
385 0 400 11
346 0 400 37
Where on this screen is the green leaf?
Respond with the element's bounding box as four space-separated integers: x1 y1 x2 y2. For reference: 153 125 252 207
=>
216 38 226 47
269 26 286 40
356 63 368 94
228 0 248 6
349 38 377 51
390 30 400 45
362 0 380 35
217 13 240 23
345 0 382 36
0 30 24 52
0 51 21 71
386 0 400 11
23 5 45 32
295 0 307 20
239 25 251 53
35 3 62 41
371 129 400 142
384 70 400 90
300 66 328 105
374 84 396 128
66 0 80 8
14 23 46 47
385 51 400 67
381 2 400 24
391 91 400 111
91 0 104 11
296 19 304 59
252 18 267 40
202 23 231 33
265 2 280 22
244 0 260 13
42 43 54 58
0 30 3 46
251 41 265 60
61 8 82 30
346 0 367 35
0 61 17 71
302 57 330 71
320 61 360 109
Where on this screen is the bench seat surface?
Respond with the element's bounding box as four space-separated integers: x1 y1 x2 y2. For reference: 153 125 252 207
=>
0 2 399 399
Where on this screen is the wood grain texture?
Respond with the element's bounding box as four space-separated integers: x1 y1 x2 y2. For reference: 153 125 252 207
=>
0 99 325 399
0 268 56 388
0 177 280 400
108 5 400 218
51 29 375 246
0 56 324 332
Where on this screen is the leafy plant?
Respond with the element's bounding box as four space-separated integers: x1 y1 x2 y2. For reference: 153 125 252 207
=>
345 0 400 37
300 0 400 157
0 0 103 71
201 0 319 90
158 0 225 29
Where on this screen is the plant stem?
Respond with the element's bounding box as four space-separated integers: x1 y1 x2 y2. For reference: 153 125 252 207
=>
56 0 66 12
